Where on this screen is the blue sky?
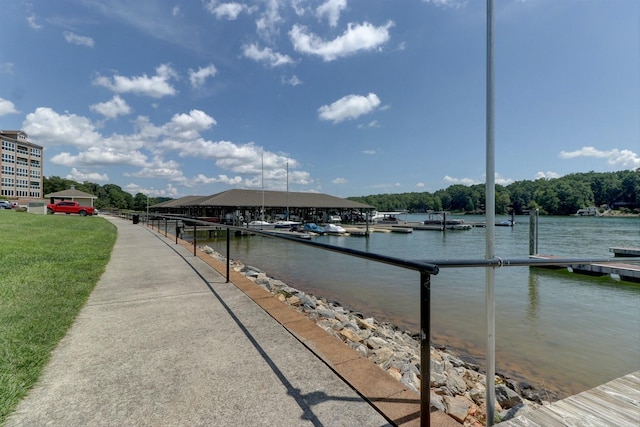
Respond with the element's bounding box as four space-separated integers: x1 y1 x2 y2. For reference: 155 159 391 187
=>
0 0 638 199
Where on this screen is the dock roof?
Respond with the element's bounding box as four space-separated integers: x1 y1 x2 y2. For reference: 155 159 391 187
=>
151 189 373 210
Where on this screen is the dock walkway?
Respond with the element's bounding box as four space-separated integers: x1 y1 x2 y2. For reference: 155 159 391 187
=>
498 370 640 426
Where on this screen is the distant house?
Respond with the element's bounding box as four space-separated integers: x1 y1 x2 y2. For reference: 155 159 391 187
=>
45 185 97 207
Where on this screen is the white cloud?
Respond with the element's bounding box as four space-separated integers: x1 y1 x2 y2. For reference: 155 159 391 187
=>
422 0 465 7
205 1 253 20
125 157 185 180
0 63 15 74
318 93 381 123
444 173 513 186
495 173 514 186
256 0 283 42
23 104 312 191
124 183 178 198
443 175 479 185
242 44 294 67
189 64 218 88
172 6 180 17
93 64 178 98
193 173 244 185
332 177 347 184
23 107 102 147
283 75 302 86
416 182 425 188
535 171 561 180
27 13 42 29
316 0 347 27
51 147 148 167
358 120 380 129
290 21 393 61
63 31 95 47
90 96 131 119
362 149 377 155
0 98 19 115
66 167 109 182
559 146 640 168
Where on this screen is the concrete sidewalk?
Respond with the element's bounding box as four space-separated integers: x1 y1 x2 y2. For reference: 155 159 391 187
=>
7 216 459 427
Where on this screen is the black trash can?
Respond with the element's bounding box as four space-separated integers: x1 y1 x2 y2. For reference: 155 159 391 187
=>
132 214 140 224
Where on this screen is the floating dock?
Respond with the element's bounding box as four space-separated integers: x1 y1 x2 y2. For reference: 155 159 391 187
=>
531 254 640 283
499 370 640 426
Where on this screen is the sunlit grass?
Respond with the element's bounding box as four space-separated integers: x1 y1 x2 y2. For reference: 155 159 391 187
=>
0 211 116 424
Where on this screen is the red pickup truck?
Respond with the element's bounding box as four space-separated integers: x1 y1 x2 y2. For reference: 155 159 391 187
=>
46 201 97 216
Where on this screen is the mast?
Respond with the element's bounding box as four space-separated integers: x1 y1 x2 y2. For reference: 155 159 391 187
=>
261 153 265 222
286 162 289 220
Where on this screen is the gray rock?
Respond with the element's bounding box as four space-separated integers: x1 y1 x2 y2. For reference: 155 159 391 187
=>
495 384 522 409
316 308 336 319
366 336 388 349
443 395 471 423
301 294 317 309
430 392 447 413
446 371 468 395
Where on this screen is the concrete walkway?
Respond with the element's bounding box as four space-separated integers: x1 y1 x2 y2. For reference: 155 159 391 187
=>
6 216 459 427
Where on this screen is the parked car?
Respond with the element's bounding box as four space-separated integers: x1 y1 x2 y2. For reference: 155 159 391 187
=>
0 201 12 209
46 201 97 216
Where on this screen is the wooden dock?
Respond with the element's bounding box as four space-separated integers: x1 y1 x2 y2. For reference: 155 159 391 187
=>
610 246 640 257
499 370 640 426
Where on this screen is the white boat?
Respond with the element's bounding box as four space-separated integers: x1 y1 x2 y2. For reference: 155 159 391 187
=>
246 220 275 229
274 220 302 228
322 223 347 235
370 210 407 223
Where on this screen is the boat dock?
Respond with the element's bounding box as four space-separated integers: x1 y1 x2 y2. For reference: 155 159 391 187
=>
531 253 640 283
498 370 640 426
610 246 640 257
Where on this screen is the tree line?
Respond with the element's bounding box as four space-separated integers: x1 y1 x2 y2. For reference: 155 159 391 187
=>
43 176 171 211
45 169 639 216
347 169 640 216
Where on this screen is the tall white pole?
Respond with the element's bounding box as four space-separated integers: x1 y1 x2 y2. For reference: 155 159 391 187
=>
286 161 289 221
261 153 265 222
485 0 496 425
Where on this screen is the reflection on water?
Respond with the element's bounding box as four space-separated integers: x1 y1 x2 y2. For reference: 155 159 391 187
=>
198 215 640 397
527 272 539 325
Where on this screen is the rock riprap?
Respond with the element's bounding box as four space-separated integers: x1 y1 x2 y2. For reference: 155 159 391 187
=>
200 245 549 426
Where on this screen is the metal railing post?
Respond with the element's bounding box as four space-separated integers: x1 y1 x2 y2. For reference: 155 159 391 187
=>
164 218 168 237
420 270 431 427
175 220 179 244
193 223 197 256
226 227 230 283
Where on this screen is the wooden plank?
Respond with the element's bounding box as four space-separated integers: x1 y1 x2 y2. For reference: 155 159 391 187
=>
498 371 640 426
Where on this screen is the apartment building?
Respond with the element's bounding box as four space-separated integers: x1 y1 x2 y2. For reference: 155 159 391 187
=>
0 130 43 199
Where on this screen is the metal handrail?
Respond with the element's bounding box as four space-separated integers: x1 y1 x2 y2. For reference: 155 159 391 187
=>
142 213 639 427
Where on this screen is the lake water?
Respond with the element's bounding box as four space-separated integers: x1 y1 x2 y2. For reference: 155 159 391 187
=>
199 214 640 398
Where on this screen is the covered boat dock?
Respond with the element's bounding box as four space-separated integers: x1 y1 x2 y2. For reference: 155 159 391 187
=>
149 189 374 225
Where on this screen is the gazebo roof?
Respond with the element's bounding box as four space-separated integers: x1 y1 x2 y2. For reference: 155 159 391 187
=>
45 188 97 199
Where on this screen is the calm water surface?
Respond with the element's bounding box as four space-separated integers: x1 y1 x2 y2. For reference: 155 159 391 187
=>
201 215 640 398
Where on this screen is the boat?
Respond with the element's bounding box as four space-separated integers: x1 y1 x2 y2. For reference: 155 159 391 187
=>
274 220 302 229
303 223 324 234
495 220 514 227
422 211 472 230
246 220 275 229
451 223 473 230
370 210 407 223
574 207 599 216
322 223 347 235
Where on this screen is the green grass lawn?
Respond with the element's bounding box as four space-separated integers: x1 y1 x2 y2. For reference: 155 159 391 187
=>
0 211 117 424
